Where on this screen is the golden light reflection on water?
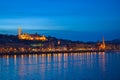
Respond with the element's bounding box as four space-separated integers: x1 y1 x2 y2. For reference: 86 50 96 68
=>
58 53 62 62
28 54 32 64
2 52 106 75
64 53 68 61
21 54 24 64
6 55 9 65
1 52 120 80
63 53 68 69
98 52 105 72
14 55 16 65
35 54 38 64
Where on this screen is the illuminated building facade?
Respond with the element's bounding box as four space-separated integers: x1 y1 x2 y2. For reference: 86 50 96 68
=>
18 27 47 41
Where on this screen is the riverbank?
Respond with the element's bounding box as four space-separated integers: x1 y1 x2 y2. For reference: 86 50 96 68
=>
0 50 106 55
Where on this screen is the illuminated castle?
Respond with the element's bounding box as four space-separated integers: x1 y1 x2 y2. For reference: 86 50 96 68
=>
18 27 47 41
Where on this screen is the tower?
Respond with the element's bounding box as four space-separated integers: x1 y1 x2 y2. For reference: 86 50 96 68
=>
102 36 105 45
100 36 105 50
18 27 22 36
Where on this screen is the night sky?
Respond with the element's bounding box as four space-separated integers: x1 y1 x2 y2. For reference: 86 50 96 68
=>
0 0 120 40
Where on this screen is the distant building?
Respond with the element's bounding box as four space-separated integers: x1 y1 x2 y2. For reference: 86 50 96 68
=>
58 40 61 45
18 27 47 41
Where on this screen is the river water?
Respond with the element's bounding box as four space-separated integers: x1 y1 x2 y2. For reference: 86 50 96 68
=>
0 52 120 80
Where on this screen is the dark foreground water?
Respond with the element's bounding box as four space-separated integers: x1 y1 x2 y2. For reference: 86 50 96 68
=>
0 52 120 80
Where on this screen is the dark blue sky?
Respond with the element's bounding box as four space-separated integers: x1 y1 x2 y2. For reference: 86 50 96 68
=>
0 0 120 32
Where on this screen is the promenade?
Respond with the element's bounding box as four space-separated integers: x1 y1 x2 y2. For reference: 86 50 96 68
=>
0 50 105 55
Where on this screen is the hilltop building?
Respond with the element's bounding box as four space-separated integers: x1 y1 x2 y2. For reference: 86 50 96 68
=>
18 27 47 41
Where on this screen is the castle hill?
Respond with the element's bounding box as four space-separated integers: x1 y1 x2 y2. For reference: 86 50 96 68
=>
0 27 120 54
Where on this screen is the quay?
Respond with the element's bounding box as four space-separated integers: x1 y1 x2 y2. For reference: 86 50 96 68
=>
0 50 105 55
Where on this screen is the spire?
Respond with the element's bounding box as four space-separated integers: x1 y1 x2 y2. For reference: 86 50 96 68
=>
102 36 104 44
18 27 22 36
101 36 105 50
102 36 105 46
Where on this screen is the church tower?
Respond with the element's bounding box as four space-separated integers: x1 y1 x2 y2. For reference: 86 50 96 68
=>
18 27 22 36
18 27 22 39
100 36 106 50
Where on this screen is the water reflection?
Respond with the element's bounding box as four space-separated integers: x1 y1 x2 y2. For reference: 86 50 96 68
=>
0 52 120 80
14 55 16 65
99 52 105 72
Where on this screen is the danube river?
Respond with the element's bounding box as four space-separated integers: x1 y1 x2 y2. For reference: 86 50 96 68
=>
0 52 120 80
